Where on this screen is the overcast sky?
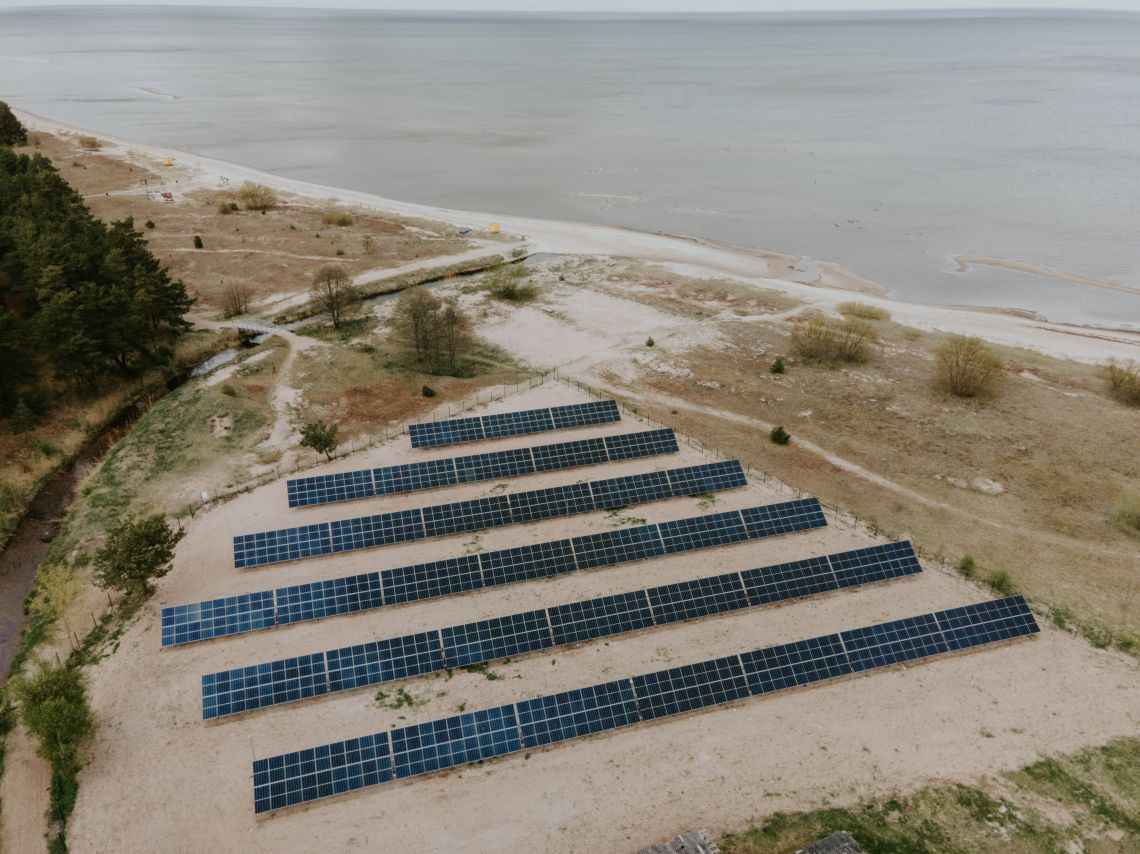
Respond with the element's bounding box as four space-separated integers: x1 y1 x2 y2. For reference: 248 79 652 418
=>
3 1 1139 11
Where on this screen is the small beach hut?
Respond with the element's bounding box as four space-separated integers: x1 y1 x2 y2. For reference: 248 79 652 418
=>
488 222 500 234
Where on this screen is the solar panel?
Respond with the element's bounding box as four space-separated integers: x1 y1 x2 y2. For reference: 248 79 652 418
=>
666 460 748 497
409 416 485 449
375 458 459 496
550 399 621 430
935 595 1039 651
253 732 393 814
740 497 827 539
479 539 577 587
656 510 748 554
531 436 609 472
508 482 595 524
829 541 922 588
233 523 332 569
840 613 949 672
516 680 640 748
570 525 666 570
631 655 750 721
589 470 673 510
741 555 837 606
287 469 376 508
421 495 512 538
390 705 521 778
202 653 328 720
547 590 655 645
161 591 275 646
453 447 536 483
440 610 554 667
329 509 425 553
274 572 384 626
647 572 749 625
740 634 852 695
602 428 679 462
325 631 445 692
380 554 484 605
482 408 555 439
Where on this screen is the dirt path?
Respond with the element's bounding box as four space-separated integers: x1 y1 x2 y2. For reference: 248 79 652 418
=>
0 726 51 854
251 330 326 472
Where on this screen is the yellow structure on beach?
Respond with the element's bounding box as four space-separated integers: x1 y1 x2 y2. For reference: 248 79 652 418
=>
163 157 174 166
488 222 500 234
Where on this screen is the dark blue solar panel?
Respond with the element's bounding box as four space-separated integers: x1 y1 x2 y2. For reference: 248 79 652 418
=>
274 572 384 626
380 555 483 605
325 631 445 692
440 610 553 667
531 436 609 472
841 613 949 672
741 556 837 606
589 470 673 510
202 653 328 719
631 655 749 721
482 408 555 439
740 498 827 539
602 428 679 462
508 482 595 524
570 524 666 570
328 509 425 553
517 680 639 748
647 573 749 625
390 705 521 778
547 590 655 645
374 458 458 495
666 460 748 497
479 539 578 587
453 447 536 483
233 523 332 569
409 416 485 448
421 495 512 538
549 399 621 429
287 469 376 508
657 510 748 554
161 591 276 646
740 634 852 695
253 732 393 814
829 541 922 588
935 595 1039 651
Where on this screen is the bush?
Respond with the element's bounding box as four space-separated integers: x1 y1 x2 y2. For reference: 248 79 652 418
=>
77 135 101 150
144 219 155 229
10 397 38 433
935 335 1004 398
216 199 234 215
236 181 277 211
322 208 354 227
93 514 184 598
1111 494 1140 537
770 357 785 374
770 425 791 445
483 264 536 302
335 248 345 257
422 385 436 398
646 337 655 348
220 384 237 398
789 317 874 365
11 661 94 791
838 301 890 321
1101 359 1140 407
956 554 977 579
300 419 338 460
193 235 203 250
985 569 1017 596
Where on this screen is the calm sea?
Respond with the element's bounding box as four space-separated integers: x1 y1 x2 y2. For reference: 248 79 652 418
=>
2 7 1138 327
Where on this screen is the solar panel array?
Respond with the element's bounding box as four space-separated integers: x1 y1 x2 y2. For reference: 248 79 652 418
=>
408 400 620 448
202 540 921 719
165 498 827 647
235 460 749 568
287 428 680 508
252 595 1039 813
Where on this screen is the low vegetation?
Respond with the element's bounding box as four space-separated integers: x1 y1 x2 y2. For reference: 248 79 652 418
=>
1112 493 1140 538
483 263 537 302
76 135 101 151
321 207 354 227
935 335 1004 398
1101 358 1140 406
770 425 790 445
837 301 890 321
235 180 277 211
789 316 874 365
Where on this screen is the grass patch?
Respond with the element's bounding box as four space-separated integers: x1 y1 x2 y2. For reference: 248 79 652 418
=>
838 301 891 321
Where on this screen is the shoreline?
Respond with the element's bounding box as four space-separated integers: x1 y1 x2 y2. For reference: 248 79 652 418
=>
15 108 1140 364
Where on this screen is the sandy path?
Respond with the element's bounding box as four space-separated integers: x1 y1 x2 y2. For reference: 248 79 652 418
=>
0 727 51 854
254 331 325 469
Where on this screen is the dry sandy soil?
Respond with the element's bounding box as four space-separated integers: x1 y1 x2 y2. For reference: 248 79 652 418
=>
62 384 1139 854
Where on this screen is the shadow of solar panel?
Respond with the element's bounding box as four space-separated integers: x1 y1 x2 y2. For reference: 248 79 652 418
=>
479 539 577 587
233 523 332 569
453 447 535 483
602 428 679 462
325 631 445 692
375 458 458 495
532 436 609 471
390 705 521 778
440 609 553 667
647 573 749 625
421 495 512 538
274 572 383 626
287 469 376 508
380 555 483 605
740 497 827 540
253 732 393 814
508 482 595 524
841 613 949 672
666 460 747 497
203 653 328 719
590 470 673 510
830 541 922 588
632 655 749 721
328 509 425 553
570 524 666 570
517 679 639 748
547 591 654 645
409 416 485 448
741 556 837 606
657 510 748 554
550 399 621 429
482 407 555 439
935 595 1039 651
740 634 851 695
161 591 276 646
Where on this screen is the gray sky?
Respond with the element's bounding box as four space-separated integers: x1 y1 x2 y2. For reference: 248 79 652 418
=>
3 1 1139 11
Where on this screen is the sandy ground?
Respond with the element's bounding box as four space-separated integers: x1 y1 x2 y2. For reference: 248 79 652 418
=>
63 384 1140 854
0 727 50 854
16 109 1139 366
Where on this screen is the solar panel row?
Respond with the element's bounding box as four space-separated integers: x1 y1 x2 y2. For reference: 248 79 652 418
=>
253 596 1038 813
408 400 620 448
166 497 828 647
203 540 921 718
237 460 748 568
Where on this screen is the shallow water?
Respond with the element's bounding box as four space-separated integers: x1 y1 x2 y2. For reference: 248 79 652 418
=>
2 7 1138 326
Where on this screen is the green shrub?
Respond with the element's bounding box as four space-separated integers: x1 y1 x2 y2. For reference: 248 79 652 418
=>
1101 359 1140 407
193 235 203 250
483 265 536 302
220 384 237 398
335 248 345 257
770 357 785 374
422 385 436 398
770 425 791 445
838 301 890 321
956 554 976 579
236 181 277 211
985 569 1017 596
646 337 655 348
144 219 155 229
935 335 1004 398
789 317 874 366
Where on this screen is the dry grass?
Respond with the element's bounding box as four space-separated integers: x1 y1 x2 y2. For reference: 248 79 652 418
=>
838 300 890 321
936 335 1005 398
1101 359 1140 407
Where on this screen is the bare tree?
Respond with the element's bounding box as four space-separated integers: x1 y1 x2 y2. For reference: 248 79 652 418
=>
221 281 251 318
439 298 471 375
393 287 442 361
310 265 361 330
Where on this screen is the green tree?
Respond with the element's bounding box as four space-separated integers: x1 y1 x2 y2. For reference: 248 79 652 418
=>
300 420 339 460
0 308 34 414
0 101 27 147
93 514 183 597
